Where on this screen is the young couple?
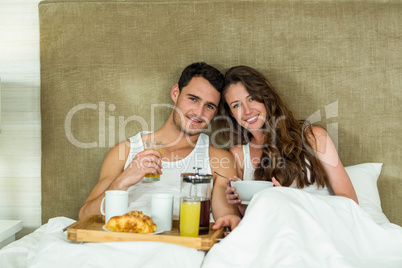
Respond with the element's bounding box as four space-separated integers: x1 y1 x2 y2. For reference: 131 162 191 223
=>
79 62 358 232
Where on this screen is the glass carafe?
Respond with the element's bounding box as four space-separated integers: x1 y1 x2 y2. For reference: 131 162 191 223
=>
180 167 212 236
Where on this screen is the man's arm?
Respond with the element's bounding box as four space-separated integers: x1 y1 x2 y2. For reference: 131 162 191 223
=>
209 146 241 231
78 140 162 220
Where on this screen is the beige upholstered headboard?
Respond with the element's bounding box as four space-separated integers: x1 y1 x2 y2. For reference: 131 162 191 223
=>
39 0 401 225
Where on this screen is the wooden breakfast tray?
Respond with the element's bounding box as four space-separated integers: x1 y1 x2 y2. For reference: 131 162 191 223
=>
67 215 224 251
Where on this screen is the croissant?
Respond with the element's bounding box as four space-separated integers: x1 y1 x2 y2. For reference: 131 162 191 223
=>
105 211 157 233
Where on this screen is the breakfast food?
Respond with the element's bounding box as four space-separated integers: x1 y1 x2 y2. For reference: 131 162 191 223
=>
105 211 157 233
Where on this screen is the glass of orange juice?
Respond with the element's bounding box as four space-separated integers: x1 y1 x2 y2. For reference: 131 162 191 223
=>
143 141 162 182
179 196 201 237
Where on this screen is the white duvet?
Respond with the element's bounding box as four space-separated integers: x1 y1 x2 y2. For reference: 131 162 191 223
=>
1 187 401 268
203 188 402 267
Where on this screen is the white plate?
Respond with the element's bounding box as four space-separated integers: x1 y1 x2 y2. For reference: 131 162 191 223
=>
102 225 164 235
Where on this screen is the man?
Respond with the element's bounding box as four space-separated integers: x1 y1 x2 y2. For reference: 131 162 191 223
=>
79 62 240 231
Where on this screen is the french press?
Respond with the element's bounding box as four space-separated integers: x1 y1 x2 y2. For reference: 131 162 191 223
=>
180 167 213 236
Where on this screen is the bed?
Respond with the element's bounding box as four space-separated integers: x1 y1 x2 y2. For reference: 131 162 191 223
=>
1 0 401 267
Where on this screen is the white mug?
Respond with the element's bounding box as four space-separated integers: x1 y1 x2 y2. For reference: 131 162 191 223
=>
151 193 173 232
100 190 128 223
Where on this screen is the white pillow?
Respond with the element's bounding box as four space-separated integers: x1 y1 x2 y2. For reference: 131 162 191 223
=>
345 163 389 224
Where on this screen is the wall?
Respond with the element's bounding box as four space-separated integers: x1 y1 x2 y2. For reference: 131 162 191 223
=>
0 0 41 238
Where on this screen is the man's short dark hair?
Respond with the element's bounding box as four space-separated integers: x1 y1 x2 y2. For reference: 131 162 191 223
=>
178 62 224 93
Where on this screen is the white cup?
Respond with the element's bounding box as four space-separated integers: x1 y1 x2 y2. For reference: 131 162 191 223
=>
151 193 173 232
100 190 128 223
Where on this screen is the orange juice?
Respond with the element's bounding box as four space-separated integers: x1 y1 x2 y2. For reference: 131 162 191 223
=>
180 199 201 237
143 141 162 182
144 148 162 179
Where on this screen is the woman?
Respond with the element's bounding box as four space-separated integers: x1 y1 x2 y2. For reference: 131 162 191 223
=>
220 66 358 216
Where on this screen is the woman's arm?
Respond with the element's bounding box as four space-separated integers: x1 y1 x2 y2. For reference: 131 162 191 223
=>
306 126 358 204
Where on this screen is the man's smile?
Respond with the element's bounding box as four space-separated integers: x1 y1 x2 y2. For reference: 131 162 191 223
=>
187 115 204 124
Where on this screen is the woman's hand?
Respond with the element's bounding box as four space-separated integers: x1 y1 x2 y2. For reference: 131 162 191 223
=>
272 177 282 187
225 176 242 205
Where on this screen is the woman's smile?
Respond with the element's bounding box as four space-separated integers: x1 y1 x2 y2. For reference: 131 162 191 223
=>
245 114 260 124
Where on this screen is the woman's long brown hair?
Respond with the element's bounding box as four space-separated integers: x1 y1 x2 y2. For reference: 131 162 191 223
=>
220 66 328 188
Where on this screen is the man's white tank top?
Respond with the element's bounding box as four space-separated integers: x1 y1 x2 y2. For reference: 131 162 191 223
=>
123 131 212 219
242 143 332 196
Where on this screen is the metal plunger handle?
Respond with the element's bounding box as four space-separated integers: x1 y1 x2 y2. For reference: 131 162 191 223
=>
193 167 201 176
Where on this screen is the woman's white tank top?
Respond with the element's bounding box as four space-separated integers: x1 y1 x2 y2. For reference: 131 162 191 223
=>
241 143 331 196
242 144 256 181
124 131 212 219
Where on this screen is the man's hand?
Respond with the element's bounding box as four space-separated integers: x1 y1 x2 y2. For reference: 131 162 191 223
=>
116 149 162 189
212 214 241 235
79 142 162 220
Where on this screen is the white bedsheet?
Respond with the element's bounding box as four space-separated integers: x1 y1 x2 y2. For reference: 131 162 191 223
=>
202 187 402 268
0 217 205 268
1 188 401 268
